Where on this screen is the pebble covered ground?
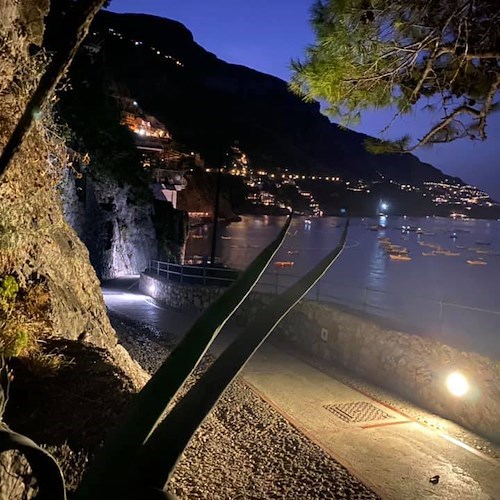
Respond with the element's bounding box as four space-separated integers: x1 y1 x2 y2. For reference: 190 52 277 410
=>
112 313 379 500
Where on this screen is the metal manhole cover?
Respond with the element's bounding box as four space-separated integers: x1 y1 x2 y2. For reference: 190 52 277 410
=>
323 401 394 423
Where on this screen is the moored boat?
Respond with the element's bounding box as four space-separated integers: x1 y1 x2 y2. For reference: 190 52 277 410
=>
434 250 461 256
274 261 295 267
389 254 412 261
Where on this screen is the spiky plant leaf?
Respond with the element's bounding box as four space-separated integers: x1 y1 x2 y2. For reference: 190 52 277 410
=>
136 221 349 490
0 429 66 500
76 215 292 499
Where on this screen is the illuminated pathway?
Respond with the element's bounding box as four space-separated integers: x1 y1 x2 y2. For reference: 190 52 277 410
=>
103 279 500 499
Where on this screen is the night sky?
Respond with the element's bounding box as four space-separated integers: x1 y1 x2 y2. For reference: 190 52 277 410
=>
108 0 500 200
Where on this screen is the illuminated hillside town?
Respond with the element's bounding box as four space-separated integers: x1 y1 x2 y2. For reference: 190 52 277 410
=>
119 102 498 219
83 25 499 220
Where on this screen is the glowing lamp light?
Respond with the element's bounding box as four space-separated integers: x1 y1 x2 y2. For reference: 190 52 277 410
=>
446 371 469 397
381 202 388 210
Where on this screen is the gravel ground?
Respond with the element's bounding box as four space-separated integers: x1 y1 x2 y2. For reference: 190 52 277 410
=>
111 312 379 500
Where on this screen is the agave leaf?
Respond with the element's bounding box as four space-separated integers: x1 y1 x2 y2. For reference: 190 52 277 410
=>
76 215 292 498
137 221 349 489
0 429 66 500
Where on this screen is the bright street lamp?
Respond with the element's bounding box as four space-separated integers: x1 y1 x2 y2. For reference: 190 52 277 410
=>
446 371 469 397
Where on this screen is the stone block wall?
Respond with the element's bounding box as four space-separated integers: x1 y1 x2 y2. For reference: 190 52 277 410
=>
140 273 500 442
276 301 500 443
139 272 224 311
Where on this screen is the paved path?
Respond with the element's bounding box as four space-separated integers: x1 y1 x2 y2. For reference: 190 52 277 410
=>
103 279 500 500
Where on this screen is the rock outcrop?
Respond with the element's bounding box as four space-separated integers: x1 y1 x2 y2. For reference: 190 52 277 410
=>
0 2 151 492
0 0 115 348
61 169 157 279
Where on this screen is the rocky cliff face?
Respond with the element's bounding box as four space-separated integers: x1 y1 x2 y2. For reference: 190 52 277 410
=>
0 2 150 490
61 169 157 279
0 0 119 348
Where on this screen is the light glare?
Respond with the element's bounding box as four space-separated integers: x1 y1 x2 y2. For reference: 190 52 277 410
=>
446 371 469 397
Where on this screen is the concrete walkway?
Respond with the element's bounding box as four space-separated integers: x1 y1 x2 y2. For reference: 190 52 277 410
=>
103 279 500 500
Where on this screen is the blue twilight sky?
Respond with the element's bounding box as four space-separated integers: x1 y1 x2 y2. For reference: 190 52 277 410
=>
108 0 500 199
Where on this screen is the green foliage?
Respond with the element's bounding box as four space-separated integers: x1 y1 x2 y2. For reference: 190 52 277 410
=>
0 275 19 307
0 326 29 358
291 0 500 150
0 276 29 358
365 135 411 154
0 277 52 359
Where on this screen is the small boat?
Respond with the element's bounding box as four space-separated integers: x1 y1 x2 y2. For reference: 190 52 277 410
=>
475 241 491 246
286 250 299 255
304 219 312 225
389 249 409 255
455 245 467 249
434 249 460 256
387 245 408 253
450 232 458 239
274 261 295 267
422 252 435 256
389 254 412 261
467 259 487 266
420 242 440 249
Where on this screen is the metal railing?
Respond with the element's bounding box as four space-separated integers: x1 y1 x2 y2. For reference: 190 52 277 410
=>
147 260 239 287
255 268 500 356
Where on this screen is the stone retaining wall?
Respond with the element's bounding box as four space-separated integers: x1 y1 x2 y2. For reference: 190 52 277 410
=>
140 272 500 442
140 272 223 311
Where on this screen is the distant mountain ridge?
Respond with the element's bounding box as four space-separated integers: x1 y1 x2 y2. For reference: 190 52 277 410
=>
85 10 460 186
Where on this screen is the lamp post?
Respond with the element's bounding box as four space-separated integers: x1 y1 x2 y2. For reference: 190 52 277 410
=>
209 162 223 267
379 199 389 216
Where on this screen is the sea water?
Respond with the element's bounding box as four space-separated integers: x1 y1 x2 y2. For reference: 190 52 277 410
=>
186 216 500 358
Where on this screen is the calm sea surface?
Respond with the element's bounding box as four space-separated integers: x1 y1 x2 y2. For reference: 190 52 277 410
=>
186 216 500 359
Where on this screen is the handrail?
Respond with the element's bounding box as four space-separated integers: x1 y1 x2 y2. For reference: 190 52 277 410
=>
147 259 500 319
255 269 500 317
147 260 238 287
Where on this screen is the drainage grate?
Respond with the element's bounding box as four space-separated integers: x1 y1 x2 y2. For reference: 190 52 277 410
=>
323 401 394 423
